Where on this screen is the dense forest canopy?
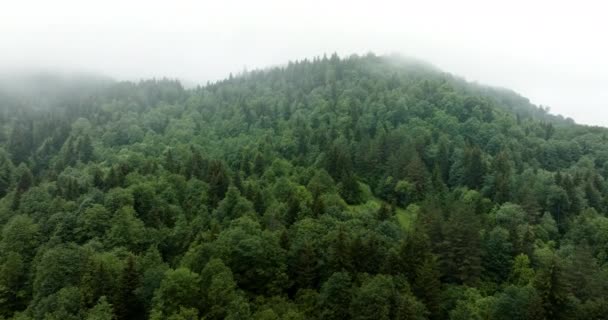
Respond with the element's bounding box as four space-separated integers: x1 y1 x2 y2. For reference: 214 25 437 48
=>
0 53 607 319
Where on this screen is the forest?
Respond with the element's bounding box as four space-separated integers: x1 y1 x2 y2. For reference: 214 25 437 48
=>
0 53 607 320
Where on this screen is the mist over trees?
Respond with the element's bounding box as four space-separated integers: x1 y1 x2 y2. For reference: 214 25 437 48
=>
0 53 607 319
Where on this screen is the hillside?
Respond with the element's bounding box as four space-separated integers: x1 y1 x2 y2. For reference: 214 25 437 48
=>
0 53 607 319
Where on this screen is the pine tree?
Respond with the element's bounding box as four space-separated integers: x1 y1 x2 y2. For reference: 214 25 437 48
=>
285 195 301 226
104 166 124 190
11 164 33 210
185 146 207 180
327 226 352 274
440 205 482 285
114 255 144 320
534 257 571 320
319 272 352 320
0 148 13 198
436 137 451 183
163 148 181 174
8 120 34 165
412 256 442 320
339 173 361 205
509 254 535 286
400 228 432 282
87 296 114 320
290 241 320 289
405 152 429 201
253 152 266 176
376 202 394 221
492 151 511 203
464 145 485 190
311 195 325 217
207 160 230 206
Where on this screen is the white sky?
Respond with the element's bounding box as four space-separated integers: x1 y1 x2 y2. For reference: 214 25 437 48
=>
1 0 607 126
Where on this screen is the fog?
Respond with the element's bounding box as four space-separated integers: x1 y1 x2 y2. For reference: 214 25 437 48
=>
2 0 607 126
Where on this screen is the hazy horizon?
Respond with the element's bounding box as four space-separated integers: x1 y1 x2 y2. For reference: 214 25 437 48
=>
2 0 607 126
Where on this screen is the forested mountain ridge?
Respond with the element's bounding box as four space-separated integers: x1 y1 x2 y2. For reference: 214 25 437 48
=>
0 53 607 319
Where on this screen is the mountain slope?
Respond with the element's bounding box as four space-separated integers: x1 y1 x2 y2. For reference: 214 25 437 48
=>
0 53 607 319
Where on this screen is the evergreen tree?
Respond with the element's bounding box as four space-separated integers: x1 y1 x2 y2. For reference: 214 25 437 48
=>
534 257 571 320
11 164 33 210
327 226 353 274
318 272 352 320
464 145 485 190
86 296 114 320
0 148 13 197
114 255 144 320
207 160 230 206
492 151 511 203
440 205 482 285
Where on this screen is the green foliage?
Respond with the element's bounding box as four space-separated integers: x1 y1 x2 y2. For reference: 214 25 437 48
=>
440 205 482 285
0 148 13 198
509 254 535 286
448 287 496 320
105 206 147 252
349 275 427 320
151 267 200 319
212 217 288 295
0 54 606 319
86 296 114 320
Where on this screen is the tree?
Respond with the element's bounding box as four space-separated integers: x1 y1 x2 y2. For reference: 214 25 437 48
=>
349 233 383 274
33 286 83 320
534 256 572 320
11 164 34 210
0 214 40 259
8 120 33 165
136 246 169 312
482 227 513 283
80 253 121 309
412 256 442 320
546 185 569 227
326 226 352 274
151 268 200 319
33 245 84 301
491 151 511 203
163 148 181 174
289 240 320 289
463 145 485 190
86 296 114 320
448 288 495 320
338 172 362 205
318 272 352 320
0 252 26 317
253 152 266 176
326 140 361 204
114 255 144 320
207 160 230 206
405 152 430 201
199 258 249 320
212 217 288 295
184 146 207 180
349 275 426 320
492 286 545 320
403 226 432 280
0 148 13 198
440 205 482 285
105 206 147 252
435 137 451 183
393 180 414 207
214 186 254 223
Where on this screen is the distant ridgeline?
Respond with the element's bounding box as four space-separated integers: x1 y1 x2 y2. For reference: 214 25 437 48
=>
0 53 606 320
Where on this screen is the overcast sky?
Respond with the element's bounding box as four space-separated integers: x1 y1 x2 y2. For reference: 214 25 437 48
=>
2 0 607 126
